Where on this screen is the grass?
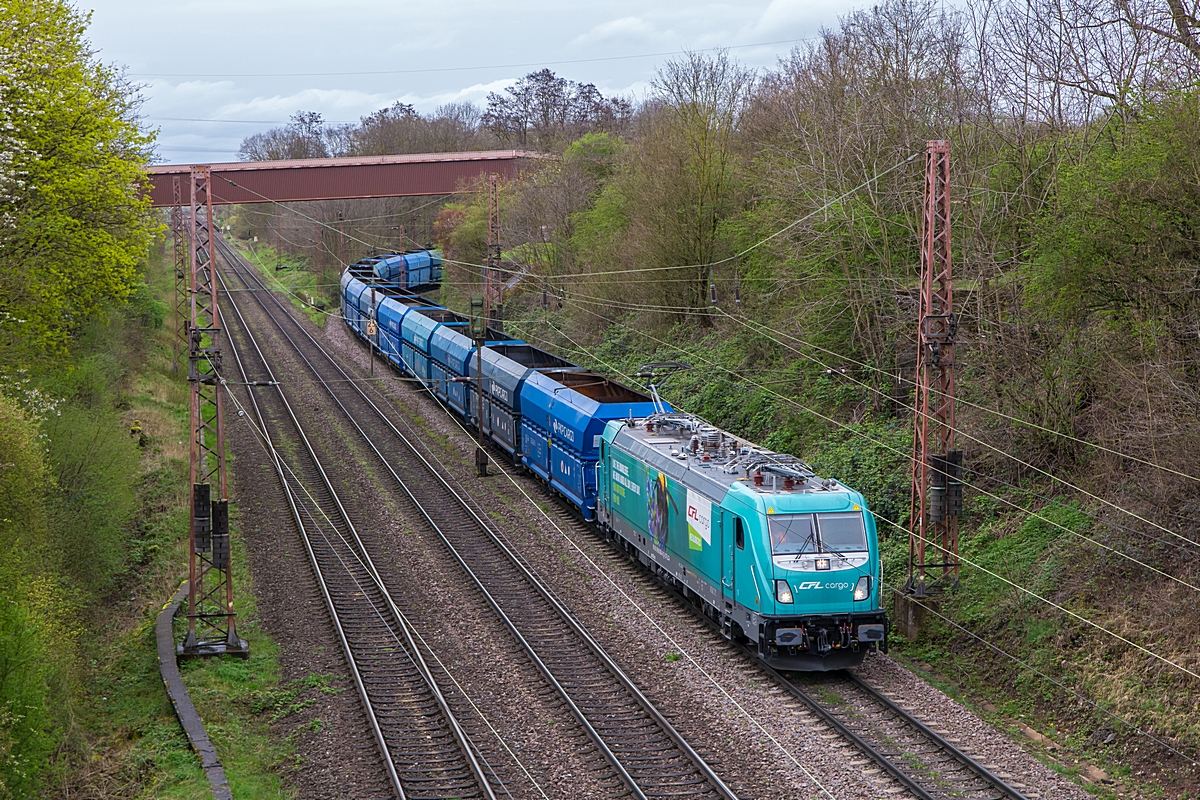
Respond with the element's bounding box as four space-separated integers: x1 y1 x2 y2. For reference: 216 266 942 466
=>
229 238 338 327
53 237 296 798
883 489 1200 798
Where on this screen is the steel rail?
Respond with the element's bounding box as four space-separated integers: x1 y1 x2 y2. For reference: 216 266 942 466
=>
844 672 1029 800
216 243 648 800
215 237 738 800
215 259 498 800
440 325 1036 800
622 541 1030 800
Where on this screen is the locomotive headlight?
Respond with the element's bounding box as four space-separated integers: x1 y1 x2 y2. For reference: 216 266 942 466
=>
853 576 871 601
815 557 831 571
775 580 794 604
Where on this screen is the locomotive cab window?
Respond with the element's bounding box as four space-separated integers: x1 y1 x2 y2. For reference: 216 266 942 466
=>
768 514 817 555
734 517 745 550
817 512 868 553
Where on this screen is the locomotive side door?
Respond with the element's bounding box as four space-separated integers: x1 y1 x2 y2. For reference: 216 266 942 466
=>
721 511 736 602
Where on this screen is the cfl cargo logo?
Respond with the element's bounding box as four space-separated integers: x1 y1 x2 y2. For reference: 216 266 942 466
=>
796 581 852 591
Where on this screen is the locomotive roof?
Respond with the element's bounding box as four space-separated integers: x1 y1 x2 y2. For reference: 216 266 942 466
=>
609 412 857 508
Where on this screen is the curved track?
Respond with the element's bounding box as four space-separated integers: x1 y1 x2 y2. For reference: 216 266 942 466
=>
216 239 738 800
218 260 498 800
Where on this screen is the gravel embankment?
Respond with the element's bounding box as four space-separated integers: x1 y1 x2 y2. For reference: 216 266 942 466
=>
321 315 1099 800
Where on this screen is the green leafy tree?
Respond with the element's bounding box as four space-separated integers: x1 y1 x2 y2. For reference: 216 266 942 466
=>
0 0 157 357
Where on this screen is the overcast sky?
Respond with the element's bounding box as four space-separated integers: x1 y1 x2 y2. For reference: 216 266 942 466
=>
81 0 862 164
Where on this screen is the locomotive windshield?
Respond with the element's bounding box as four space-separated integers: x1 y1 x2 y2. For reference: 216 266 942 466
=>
816 512 868 553
768 512 868 555
768 515 817 554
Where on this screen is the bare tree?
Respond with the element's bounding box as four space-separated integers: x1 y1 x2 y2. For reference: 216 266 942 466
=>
483 69 631 150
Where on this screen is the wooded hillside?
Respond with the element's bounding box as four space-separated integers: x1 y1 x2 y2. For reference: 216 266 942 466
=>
240 0 1200 792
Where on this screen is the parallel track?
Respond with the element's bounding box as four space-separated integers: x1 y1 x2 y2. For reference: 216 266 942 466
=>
788 670 1031 800
217 261 497 800
532 483 1032 800
216 238 738 800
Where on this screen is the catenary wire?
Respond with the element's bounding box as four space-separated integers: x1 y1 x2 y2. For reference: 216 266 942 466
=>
544 285 1200 554
200 145 1200 486
554 291 1200 588
434 152 923 279
716 309 1200 551
553 296 1200 681
133 37 819 79
885 579 1199 766
219 378 518 797
510 314 1200 768
718 302 1200 485
216 289 551 799
338 315 842 800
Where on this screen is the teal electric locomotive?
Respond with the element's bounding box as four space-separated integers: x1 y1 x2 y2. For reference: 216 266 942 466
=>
598 412 887 670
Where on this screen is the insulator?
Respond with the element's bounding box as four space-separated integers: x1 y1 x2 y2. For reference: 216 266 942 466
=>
542 287 548 308
710 284 717 305
734 284 741 305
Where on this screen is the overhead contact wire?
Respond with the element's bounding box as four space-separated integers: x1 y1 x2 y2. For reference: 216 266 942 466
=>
551 291 1200 587
514 316 1200 768
557 296 1200 682
216 260 548 799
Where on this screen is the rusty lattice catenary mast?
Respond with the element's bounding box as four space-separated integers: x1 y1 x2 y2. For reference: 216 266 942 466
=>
485 172 503 331
904 140 963 598
181 166 245 657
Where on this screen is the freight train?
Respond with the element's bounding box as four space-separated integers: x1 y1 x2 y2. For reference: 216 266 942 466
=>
340 255 888 670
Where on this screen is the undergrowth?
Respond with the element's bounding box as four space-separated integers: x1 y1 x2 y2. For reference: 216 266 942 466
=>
503 303 1199 798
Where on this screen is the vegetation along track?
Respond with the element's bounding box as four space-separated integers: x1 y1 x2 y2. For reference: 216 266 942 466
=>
215 237 739 800
217 258 499 799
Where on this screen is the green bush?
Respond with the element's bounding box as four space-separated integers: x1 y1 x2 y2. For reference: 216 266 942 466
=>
0 398 61 797
41 398 139 595
126 281 167 329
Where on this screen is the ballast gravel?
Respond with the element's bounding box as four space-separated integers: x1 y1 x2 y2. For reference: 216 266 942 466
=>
321 320 1099 799
227 290 616 799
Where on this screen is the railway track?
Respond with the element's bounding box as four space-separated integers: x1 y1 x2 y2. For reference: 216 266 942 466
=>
784 670 1030 800
521 477 1032 800
217 260 501 800
217 266 498 798
215 238 739 800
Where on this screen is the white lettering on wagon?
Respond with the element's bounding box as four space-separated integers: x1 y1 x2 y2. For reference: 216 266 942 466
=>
488 382 510 403
552 419 577 443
